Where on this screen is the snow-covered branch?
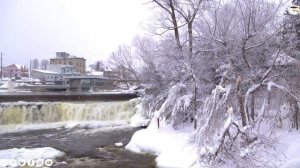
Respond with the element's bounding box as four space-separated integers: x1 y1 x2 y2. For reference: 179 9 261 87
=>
267 81 300 102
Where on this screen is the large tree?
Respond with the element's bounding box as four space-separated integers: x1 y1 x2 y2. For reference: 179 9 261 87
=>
192 0 300 167
140 0 214 127
109 45 140 85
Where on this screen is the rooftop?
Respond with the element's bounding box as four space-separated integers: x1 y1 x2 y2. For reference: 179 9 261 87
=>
50 56 86 60
63 75 109 80
32 69 59 74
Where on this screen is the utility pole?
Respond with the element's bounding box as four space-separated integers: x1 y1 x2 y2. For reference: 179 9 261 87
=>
29 59 31 78
0 52 3 81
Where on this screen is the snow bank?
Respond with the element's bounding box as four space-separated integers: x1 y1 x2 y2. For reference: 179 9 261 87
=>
126 119 198 168
126 117 300 168
0 147 64 160
0 147 64 167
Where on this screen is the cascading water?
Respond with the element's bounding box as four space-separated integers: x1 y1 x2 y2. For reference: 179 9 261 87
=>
0 100 138 125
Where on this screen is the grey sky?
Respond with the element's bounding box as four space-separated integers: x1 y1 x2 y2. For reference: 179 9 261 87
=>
0 0 150 67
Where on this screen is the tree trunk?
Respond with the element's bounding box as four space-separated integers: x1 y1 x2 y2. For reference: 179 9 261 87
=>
241 40 251 70
237 77 247 126
188 11 193 59
292 98 299 130
193 77 197 129
169 0 181 50
238 93 247 126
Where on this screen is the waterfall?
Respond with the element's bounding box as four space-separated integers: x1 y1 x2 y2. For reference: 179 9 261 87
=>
0 100 138 125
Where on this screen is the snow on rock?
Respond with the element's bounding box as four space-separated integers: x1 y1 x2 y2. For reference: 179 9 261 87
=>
0 147 64 160
126 120 198 168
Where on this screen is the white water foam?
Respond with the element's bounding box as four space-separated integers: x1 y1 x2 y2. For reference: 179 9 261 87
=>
0 99 141 134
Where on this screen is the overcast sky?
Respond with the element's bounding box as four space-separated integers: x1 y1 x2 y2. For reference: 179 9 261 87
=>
0 0 150 67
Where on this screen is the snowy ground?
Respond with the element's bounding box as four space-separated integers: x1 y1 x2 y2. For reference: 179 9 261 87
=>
278 130 300 168
126 118 300 168
0 147 64 167
126 119 198 168
0 147 64 160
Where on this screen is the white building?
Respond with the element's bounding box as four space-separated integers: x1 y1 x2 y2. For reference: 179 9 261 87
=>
31 64 79 84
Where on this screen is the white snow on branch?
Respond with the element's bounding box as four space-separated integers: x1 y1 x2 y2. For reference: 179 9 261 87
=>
267 81 300 102
244 84 261 125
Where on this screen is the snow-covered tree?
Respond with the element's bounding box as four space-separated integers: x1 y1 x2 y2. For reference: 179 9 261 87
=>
137 0 216 127
109 45 140 85
190 0 300 167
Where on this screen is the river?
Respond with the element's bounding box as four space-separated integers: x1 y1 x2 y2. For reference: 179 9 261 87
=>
0 100 155 168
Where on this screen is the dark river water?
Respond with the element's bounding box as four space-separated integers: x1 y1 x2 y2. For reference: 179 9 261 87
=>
0 125 156 168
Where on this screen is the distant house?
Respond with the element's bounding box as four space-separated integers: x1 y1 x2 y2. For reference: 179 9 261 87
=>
31 70 59 83
64 76 116 91
50 52 86 74
1 64 29 78
31 64 80 84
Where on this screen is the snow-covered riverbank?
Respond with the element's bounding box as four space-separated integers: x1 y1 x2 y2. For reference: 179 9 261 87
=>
126 118 199 168
126 117 300 168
